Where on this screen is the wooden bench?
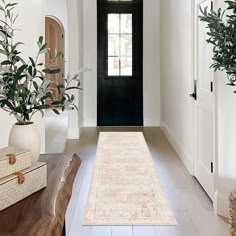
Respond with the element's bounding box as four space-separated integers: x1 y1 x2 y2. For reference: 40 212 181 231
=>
0 153 81 236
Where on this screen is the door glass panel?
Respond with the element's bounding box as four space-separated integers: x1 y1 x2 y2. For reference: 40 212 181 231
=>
120 34 132 56
108 14 120 33
121 14 132 33
108 34 120 56
107 13 132 76
120 57 132 76
108 57 120 76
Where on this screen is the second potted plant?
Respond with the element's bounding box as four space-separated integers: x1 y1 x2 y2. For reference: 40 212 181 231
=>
0 1 86 161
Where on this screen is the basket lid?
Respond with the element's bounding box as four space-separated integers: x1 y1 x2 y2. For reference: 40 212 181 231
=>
0 162 46 185
0 147 30 162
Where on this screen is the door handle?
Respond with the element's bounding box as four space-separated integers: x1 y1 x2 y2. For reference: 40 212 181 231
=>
190 80 197 100
190 92 197 100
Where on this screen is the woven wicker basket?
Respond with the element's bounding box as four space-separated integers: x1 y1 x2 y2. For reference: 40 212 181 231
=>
0 147 31 179
0 162 47 211
230 190 236 236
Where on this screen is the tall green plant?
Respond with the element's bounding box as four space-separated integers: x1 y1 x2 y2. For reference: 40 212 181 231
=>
199 0 236 90
0 0 85 125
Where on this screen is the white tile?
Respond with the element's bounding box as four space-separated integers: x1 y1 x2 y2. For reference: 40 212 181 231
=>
180 191 227 235
66 160 88 234
90 226 112 236
69 159 94 232
133 226 155 236
69 228 91 236
154 212 197 236
112 226 133 236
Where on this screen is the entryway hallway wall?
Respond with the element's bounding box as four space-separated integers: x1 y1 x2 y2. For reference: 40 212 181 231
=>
160 0 194 175
160 0 236 218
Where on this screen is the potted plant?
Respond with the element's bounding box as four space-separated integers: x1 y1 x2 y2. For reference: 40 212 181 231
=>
0 1 85 161
199 0 236 90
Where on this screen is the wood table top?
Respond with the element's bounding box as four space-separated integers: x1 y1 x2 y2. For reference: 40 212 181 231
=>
0 153 82 236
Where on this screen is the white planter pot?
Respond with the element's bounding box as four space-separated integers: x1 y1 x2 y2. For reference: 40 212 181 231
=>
8 123 41 162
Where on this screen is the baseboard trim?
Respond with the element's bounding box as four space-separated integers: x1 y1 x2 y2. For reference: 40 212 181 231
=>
84 119 97 127
83 119 160 127
144 118 160 127
160 121 194 175
214 191 229 218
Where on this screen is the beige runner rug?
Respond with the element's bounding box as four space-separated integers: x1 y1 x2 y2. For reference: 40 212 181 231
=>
84 132 176 225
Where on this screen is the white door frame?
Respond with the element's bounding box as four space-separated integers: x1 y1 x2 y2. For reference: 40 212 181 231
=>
192 0 216 199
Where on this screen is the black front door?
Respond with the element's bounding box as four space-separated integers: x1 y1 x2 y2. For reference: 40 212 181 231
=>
97 0 143 126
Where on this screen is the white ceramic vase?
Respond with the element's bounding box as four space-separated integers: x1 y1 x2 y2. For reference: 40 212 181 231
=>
8 123 41 162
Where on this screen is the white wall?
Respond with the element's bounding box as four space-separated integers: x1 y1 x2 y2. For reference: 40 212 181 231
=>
214 0 236 218
66 0 84 139
83 0 160 127
78 0 84 130
160 0 194 173
143 0 160 126
0 0 46 152
83 0 97 127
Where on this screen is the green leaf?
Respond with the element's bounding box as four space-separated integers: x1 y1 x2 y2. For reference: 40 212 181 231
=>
56 84 64 94
5 101 14 110
0 100 6 108
55 51 63 58
1 60 11 65
51 100 62 105
39 43 47 53
13 14 18 24
33 81 38 90
39 36 43 44
12 42 23 50
52 109 60 115
34 104 50 110
0 49 7 56
0 6 4 12
37 36 43 48
28 66 33 76
50 68 60 74
66 86 80 91
42 68 51 74
16 64 27 76
5 3 17 8
6 9 10 19
29 57 35 67
46 92 53 100
57 84 65 89
43 68 60 74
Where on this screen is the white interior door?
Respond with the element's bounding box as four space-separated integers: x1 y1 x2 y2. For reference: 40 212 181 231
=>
193 0 214 200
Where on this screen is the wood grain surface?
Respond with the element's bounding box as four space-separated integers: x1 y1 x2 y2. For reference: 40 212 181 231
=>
0 153 81 236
